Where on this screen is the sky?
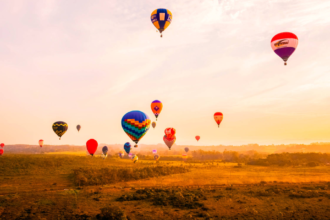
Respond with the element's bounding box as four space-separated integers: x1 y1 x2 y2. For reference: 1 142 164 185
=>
1 0 330 146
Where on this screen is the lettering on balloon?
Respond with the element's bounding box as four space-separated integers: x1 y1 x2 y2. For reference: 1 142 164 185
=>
274 39 289 48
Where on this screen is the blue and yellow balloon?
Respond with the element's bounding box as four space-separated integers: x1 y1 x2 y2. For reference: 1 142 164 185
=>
151 9 172 37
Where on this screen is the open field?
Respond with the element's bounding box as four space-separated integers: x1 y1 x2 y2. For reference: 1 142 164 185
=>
1 154 330 219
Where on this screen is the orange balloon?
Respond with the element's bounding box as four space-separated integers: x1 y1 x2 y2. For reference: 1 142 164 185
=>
151 100 163 121
195 136 200 141
39 139 44 148
214 112 223 127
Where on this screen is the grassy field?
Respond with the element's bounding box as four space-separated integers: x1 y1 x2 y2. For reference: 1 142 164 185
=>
1 154 330 219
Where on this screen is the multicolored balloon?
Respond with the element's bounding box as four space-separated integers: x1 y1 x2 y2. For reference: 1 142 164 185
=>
121 111 151 148
128 153 133 158
77 125 81 132
152 122 156 129
271 32 298 65
124 142 131 154
151 100 163 121
164 135 176 150
164 128 176 139
0 143 4 148
152 149 157 154
0 149 3 156
52 121 68 140
214 112 223 128
86 139 98 156
154 155 160 161
184 147 189 153
119 151 124 158
39 139 44 148
133 155 138 163
151 9 172 37
195 136 200 141
182 154 188 162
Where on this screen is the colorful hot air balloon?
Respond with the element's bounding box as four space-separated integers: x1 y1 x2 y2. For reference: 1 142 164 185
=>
121 111 151 148
133 155 138 163
184 147 189 153
152 149 157 154
214 112 223 128
119 151 124 158
52 121 68 140
152 122 156 128
86 139 98 156
164 128 176 139
151 100 163 121
124 142 131 154
154 155 160 161
39 139 44 148
0 149 3 156
151 9 172 37
195 136 200 141
0 143 4 148
128 153 133 158
164 135 176 150
271 32 298 65
77 125 81 132
182 154 188 162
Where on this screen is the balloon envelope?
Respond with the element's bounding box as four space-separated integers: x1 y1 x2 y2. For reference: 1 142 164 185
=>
77 125 81 132
121 111 151 147
86 139 98 156
154 155 160 161
214 112 223 127
152 122 156 128
163 135 176 150
151 9 172 36
151 100 163 120
0 143 4 148
124 142 131 154
184 147 189 153
195 136 200 141
271 32 298 65
152 149 157 154
133 155 138 163
39 139 44 148
52 121 68 140
102 146 108 155
0 149 3 156
164 128 176 139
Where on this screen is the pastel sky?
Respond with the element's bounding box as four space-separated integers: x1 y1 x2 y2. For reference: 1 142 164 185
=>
1 0 330 146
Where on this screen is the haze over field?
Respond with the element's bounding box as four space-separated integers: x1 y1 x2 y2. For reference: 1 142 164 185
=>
1 0 330 147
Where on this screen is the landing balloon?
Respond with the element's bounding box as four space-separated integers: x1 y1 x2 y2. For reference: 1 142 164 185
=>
102 146 108 156
0 143 4 148
39 139 44 148
0 149 3 156
133 155 138 163
124 142 131 154
86 139 98 156
152 149 157 154
151 9 172 37
154 155 160 161
52 121 68 140
271 32 298 65
214 112 223 128
121 111 151 148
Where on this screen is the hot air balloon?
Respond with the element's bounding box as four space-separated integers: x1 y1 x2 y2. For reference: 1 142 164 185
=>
119 151 124 158
86 139 98 156
214 112 223 128
152 122 156 129
151 9 172 37
0 143 4 148
182 154 188 162
133 155 138 163
164 128 176 139
39 140 44 148
195 136 200 141
152 149 157 154
102 146 108 158
121 111 151 148
77 125 81 132
151 100 163 121
154 155 160 161
164 135 176 150
124 142 131 154
52 121 68 140
0 149 3 156
128 153 133 158
184 147 189 153
271 32 298 65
